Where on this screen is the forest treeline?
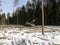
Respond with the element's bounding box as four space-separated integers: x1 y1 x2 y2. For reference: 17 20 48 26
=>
0 0 60 25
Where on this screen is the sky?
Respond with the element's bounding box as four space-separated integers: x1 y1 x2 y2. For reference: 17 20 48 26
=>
0 0 28 15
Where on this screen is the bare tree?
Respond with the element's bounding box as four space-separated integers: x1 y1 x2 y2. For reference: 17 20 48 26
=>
13 0 19 6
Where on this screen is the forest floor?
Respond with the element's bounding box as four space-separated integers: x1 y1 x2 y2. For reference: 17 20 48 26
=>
0 25 60 45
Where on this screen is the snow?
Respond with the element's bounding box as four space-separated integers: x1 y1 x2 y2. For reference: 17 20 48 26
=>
0 26 60 45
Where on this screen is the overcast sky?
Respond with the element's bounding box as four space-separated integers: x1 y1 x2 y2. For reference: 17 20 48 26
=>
0 0 28 14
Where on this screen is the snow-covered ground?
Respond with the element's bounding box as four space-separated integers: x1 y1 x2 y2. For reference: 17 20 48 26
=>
0 26 60 45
